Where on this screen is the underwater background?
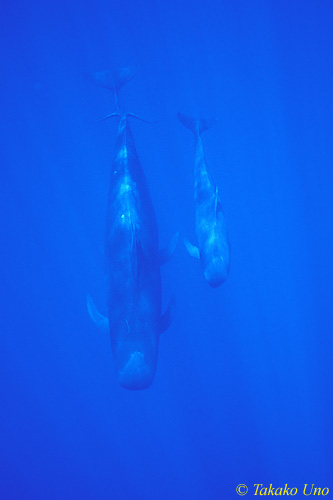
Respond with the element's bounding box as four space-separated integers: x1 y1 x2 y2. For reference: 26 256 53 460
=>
2 0 333 498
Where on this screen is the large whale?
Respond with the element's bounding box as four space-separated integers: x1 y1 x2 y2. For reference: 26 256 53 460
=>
178 113 230 288
88 70 176 390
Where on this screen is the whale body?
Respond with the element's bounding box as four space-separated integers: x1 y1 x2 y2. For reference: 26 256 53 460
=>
88 113 175 390
87 66 178 389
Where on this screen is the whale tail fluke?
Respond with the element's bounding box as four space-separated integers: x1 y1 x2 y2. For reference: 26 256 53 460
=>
87 66 138 110
87 66 138 91
112 66 138 93
177 112 217 136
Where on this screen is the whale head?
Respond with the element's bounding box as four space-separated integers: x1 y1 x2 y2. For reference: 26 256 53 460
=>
118 350 154 390
113 337 158 390
203 255 230 288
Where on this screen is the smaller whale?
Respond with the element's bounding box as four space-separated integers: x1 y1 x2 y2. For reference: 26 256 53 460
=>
178 113 230 288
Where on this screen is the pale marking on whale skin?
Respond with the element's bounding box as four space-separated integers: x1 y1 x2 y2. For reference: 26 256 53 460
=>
117 178 139 229
117 146 128 160
120 351 150 378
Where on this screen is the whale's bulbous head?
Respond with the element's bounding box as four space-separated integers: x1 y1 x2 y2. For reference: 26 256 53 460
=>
118 351 155 390
203 256 230 288
114 340 158 390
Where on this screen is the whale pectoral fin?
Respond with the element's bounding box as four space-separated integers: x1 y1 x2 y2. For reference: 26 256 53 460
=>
87 294 109 333
183 237 200 259
159 296 176 334
159 231 179 266
127 113 157 125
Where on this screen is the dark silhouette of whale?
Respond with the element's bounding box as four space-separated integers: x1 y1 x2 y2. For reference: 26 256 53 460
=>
178 113 230 288
88 69 176 390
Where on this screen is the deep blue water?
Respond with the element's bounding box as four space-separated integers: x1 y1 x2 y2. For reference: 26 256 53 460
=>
2 1 333 499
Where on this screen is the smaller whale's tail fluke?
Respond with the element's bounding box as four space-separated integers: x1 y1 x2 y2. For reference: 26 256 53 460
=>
177 112 217 136
87 66 138 109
